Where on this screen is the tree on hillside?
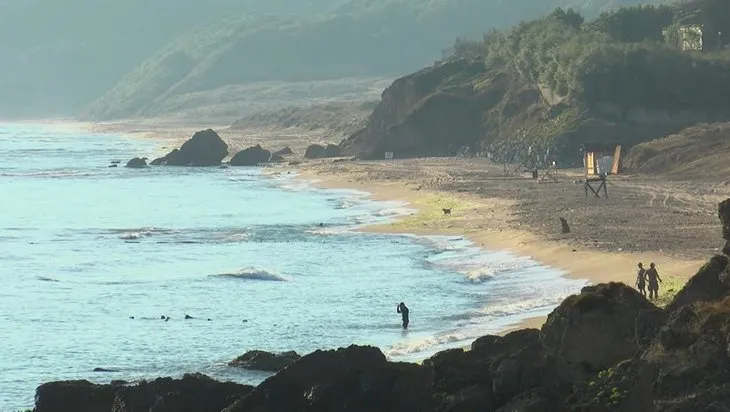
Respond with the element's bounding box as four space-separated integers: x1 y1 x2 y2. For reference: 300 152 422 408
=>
589 5 674 43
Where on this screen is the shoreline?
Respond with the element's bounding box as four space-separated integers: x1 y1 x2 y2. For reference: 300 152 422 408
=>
294 168 706 331
11 118 707 335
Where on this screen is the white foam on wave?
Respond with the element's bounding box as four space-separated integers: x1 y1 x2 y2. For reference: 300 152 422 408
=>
213 267 289 282
464 268 495 283
119 230 152 240
306 226 350 236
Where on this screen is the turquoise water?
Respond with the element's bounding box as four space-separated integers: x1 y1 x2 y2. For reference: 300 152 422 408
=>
0 124 586 410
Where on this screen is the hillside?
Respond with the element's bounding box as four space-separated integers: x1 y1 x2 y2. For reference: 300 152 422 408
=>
0 0 344 119
230 100 378 139
339 0 730 166
79 0 665 121
624 123 730 178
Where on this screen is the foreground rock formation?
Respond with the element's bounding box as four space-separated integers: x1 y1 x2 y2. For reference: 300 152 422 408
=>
35 374 251 412
150 129 228 166
33 199 730 411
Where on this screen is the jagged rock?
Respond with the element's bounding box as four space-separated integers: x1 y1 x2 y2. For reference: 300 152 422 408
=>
540 282 657 372
151 129 228 166
272 146 293 157
229 145 271 166
434 384 494 412
305 144 327 159
223 345 392 411
655 382 730 411
229 350 301 372
35 380 117 412
666 255 730 312
634 306 667 351
36 374 251 412
125 157 148 168
564 359 656 412
495 389 556 412
425 329 576 410
270 154 286 162
643 296 730 399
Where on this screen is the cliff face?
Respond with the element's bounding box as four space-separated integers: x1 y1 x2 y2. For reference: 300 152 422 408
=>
340 56 729 166
339 59 512 159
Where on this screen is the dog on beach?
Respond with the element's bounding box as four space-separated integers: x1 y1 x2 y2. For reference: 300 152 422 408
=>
442 208 452 216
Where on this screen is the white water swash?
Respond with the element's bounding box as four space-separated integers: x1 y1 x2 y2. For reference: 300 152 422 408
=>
0 124 587 410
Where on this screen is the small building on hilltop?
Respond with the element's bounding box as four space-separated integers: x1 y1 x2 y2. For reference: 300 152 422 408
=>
678 25 704 51
582 143 622 176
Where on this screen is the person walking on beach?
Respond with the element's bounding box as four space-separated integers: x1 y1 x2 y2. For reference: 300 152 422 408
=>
646 262 662 301
635 262 647 296
397 302 410 330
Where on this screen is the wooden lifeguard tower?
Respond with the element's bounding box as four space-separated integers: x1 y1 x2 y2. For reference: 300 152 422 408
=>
583 143 622 177
582 143 622 199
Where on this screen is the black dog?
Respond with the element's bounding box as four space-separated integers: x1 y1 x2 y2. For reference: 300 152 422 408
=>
442 208 452 216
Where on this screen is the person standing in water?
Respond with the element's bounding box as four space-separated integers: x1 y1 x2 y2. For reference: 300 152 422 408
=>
646 262 662 301
635 262 647 296
397 302 409 329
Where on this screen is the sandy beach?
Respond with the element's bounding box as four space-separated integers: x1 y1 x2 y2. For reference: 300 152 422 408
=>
95 121 725 331
292 160 717 330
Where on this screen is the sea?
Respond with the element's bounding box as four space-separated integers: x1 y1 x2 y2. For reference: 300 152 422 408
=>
0 124 587 410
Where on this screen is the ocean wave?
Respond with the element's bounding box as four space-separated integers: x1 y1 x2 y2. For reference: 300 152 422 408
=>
212 267 288 282
479 295 566 318
385 332 472 358
464 268 495 283
374 207 416 218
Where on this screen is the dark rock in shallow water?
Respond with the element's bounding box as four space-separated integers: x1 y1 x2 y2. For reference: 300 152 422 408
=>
108 164 118 168
270 154 286 163
36 373 252 412
304 143 341 159
229 145 271 166
304 144 326 159
151 129 228 166
93 367 119 373
125 157 148 168
229 350 301 372
272 146 293 157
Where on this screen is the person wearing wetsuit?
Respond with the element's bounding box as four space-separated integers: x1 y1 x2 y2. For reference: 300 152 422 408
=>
397 302 409 329
646 262 662 301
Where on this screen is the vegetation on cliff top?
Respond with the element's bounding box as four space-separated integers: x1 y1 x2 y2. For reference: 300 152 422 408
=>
446 0 730 113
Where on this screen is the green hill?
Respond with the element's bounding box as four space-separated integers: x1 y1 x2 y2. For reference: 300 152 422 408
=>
338 0 730 165
0 0 338 119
